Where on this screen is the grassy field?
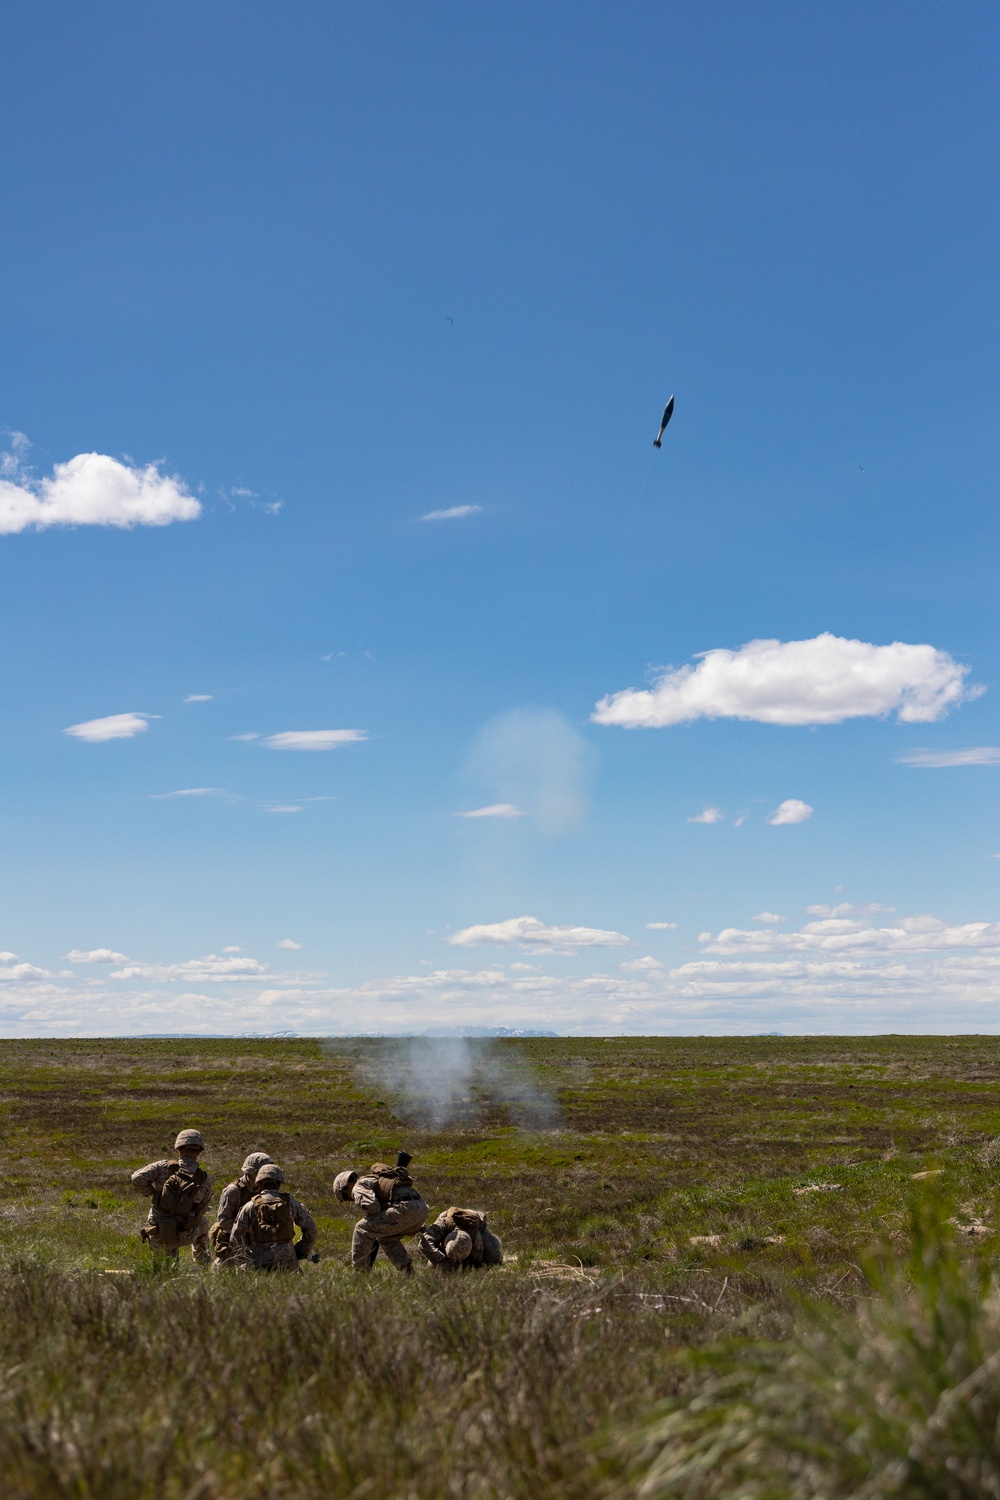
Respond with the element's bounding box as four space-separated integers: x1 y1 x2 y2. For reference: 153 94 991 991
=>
1 1034 999 1496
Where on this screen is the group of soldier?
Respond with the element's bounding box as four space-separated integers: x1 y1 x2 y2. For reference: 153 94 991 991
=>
131 1131 503 1275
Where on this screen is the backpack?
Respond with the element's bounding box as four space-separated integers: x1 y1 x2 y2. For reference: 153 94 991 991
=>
157 1162 208 1222
369 1164 413 1207
251 1191 295 1245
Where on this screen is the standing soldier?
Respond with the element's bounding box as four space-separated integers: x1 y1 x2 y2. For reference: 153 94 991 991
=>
230 1162 318 1272
334 1151 428 1273
209 1151 273 1266
131 1129 212 1263
419 1206 504 1272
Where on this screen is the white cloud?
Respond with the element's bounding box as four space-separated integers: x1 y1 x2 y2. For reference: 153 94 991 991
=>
454 803 526 819
263 730 367 751
689 807 724 824
0 951 48 980
465 708 596 836
184 694 213 704
65 948 128 963
231 733 260 742
898 747 1000 767
421 505 482 522
646 921 679 930
276 939 302 950
751 913 786 924
222 946 241 953
0 446 200 535
16 904 1000 1034
448 915 632 955
698 913 1000 957
620 956 663 972
65 712 156 742
152 788 229 799
268 805 303 814
768 799 813 825
592 633 980 729
110 953 270 983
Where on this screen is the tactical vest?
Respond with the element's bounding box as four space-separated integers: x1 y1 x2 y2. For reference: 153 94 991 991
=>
155 1162 207 1223
251 1191 295 1245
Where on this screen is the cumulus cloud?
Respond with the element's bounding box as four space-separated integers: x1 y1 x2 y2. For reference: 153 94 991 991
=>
0 951 49 980
110 953 270 982
276 939 302 950
689 807 724 824
65 949 128 963
14 905 1000 1033
898 747 1000 767
263 730 366 751
752 913 786 924
421 505 482 522
465 708 596 836
0 443 200 535
646 921 679 930
454 803 526 819
64 712 156 742
699 913 1000 957
448 915 632 955
768 799 813 825
620 956 663 972
592 633 980 729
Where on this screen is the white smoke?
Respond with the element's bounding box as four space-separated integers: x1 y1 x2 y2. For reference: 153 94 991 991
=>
351 1038 561 1130
464 708 596 836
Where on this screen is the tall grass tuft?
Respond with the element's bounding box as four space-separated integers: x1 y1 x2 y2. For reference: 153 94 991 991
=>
620 1192 1000 1499
0 1261 678 1500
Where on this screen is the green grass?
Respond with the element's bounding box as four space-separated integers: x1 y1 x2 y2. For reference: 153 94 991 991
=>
1 1035 999 1495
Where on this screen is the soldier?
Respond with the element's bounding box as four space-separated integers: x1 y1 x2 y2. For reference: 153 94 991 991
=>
209 1151 273 1266
419 1207 504 1272
131 1128 212 1263
229 1162 318 1272
334 1151 428 1273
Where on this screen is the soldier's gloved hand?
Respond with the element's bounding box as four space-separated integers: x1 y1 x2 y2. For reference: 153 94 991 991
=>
294 1242 309 1259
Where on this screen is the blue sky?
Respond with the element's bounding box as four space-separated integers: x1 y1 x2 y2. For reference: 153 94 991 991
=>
1 2 999 1035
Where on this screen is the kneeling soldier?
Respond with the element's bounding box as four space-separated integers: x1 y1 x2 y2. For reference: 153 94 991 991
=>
230 1162 317 1272
419 1207 503 1272
209 1151 273 1266
132 1129 212 1263
334 1151 428 1273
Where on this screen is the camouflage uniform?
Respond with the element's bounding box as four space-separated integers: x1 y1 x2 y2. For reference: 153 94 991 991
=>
131 1158 212 1262
209 1152 272 1266
350 1163 428 1272
230 1164 317 1272
419 1207 503 1272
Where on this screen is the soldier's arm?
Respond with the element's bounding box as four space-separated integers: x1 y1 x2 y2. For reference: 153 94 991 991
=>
131 1160 169 1196
215 1183 240 1227
352 1179 381 1216
230 1203 253 1251
194 1176 212 1213
419 1225 448 1265
292 1199 318 1254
